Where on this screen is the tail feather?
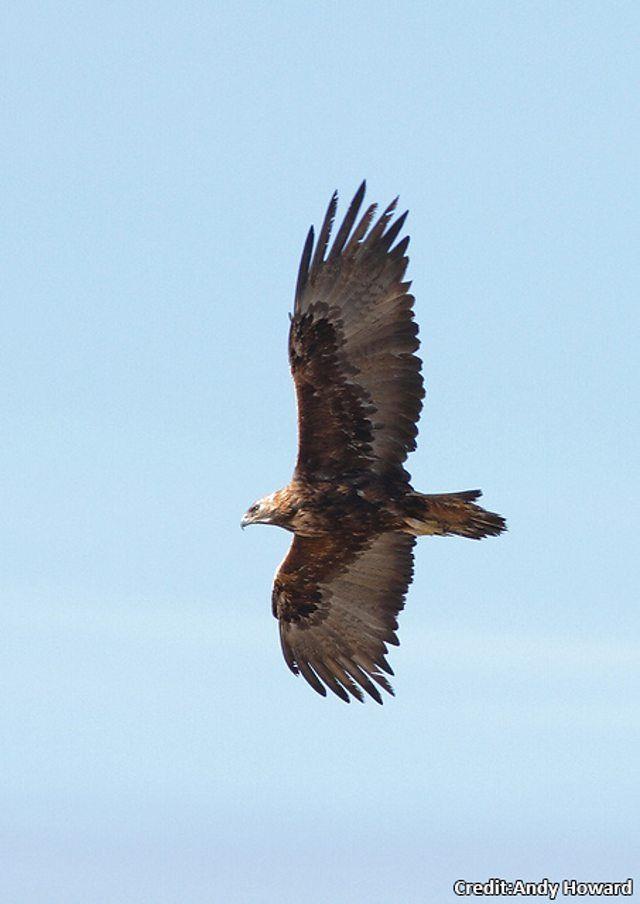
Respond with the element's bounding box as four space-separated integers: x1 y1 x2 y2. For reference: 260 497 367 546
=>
403 490 506 540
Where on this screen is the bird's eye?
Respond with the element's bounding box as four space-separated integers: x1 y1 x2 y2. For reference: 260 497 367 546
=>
250 504 259 514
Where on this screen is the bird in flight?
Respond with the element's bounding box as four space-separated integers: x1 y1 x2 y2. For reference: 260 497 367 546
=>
241 182 506 703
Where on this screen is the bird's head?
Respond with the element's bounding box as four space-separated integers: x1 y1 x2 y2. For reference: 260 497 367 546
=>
241 492 281 529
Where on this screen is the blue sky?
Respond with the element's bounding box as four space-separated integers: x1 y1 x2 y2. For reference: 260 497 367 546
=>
2 2 639 902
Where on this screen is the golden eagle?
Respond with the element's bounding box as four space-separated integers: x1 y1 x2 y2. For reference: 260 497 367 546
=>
241 182 505 703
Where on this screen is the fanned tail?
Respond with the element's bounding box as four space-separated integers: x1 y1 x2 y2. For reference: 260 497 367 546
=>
403 490 506 540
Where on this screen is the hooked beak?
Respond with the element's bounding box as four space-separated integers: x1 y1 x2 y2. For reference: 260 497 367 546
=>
240 513 253 530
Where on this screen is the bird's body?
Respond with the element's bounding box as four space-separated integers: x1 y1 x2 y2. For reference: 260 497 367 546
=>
242 183 505 703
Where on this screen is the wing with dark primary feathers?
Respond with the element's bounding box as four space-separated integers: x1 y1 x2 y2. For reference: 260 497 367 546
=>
273 532 416 703
289 181 424 483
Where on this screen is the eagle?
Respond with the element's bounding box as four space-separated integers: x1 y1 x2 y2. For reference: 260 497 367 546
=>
241 182 506 703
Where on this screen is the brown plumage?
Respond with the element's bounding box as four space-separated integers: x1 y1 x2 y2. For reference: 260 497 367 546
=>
241 182 506 703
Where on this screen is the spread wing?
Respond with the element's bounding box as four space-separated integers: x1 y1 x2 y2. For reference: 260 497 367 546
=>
289 181 425 483
272 531 416 703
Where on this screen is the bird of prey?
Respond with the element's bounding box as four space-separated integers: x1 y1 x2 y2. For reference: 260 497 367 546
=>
241 182 505 703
